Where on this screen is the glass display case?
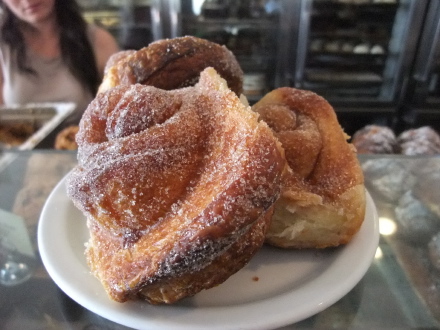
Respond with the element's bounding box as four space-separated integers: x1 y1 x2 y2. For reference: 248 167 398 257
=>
289 0 425 103
78 0 439 135
283 0 428 134
173 0 284 102
398 0 440 133
1 151 440 329
79 0 163 50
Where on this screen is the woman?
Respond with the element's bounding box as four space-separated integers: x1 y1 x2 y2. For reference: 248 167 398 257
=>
0 0 119 125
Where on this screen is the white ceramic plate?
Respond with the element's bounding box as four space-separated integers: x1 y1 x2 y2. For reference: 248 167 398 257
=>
38 177 379 330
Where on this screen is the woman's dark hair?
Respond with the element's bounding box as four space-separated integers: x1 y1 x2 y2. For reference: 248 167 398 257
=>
0 0 100 95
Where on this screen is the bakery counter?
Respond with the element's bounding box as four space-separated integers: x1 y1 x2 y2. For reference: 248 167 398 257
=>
0 150 439 329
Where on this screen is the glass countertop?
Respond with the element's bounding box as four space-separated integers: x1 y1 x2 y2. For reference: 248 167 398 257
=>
0 150 439 329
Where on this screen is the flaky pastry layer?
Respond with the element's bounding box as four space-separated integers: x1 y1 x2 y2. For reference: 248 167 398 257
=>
66 68 285 303
253 87 366 249
99 36 243 96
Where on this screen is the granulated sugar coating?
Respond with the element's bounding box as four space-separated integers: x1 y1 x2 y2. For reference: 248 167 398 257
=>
98 36 244 97
66 67 286 304
252 87 366 249
397 126 440 156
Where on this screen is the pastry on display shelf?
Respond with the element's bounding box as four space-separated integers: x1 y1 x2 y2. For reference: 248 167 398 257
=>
54 125 79 150
397 126 440 156
351 125 397 154
0 122 35 148
352 125 440 155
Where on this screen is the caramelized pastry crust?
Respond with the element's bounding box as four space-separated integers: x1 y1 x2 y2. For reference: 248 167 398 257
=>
253 87 366 249
66 68 285 304
98 36 243 96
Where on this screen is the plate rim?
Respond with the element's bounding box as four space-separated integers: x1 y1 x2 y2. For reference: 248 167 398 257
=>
38 177 379 330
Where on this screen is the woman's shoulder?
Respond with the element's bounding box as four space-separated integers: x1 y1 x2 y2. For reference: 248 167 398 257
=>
87 24 119 53
88 24 117 45
87 24 120 75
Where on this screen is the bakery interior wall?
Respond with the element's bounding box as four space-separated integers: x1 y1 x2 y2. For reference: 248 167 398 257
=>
79 0 440 137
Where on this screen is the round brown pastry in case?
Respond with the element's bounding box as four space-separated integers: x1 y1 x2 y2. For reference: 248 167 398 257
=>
252 87 366 249
397 126 440 156
0 122 35 147
351 125 397 154
54 125 79 150
98 36 244 96
66 68 286 304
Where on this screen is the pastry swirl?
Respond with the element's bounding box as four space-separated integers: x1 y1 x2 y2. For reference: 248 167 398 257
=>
253 87 366 249
98 36 244 96
66 68 285 303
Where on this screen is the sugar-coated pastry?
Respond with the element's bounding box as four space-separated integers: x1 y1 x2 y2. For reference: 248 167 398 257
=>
252 87 366 249
66 68 286 304
103 50 136 74
98 36 243 96
351 125 397 154
397 126 440 156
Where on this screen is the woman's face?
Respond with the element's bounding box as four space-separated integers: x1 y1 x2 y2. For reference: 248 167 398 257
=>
2 0 56 25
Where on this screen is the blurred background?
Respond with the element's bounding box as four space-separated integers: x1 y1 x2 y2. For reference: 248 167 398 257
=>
54 0 440 136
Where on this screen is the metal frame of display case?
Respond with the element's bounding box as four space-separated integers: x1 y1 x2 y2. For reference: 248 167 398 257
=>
167 0 286 103
397 0 440 133
277 0 430 135
80 0 164 50
80 0 439 134
289 0 428 106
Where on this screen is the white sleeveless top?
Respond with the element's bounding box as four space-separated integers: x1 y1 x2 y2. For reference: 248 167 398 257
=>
0 25 97 126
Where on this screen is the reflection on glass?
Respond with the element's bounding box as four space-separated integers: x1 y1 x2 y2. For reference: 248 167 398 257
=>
375 246 383 259
379 216 397 236
0 237 32 286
